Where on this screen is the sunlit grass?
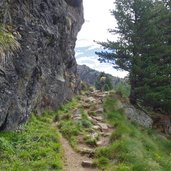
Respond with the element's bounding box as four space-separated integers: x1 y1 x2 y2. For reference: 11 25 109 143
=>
0 112 63 171
95 92 171 171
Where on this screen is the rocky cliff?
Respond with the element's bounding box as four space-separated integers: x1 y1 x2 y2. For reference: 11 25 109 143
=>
77 65 122 86
0 0 84 130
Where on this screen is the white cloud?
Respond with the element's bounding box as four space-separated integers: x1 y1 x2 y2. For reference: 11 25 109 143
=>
75 0 128 78
77 56 128 78
76 0 116 47
75 51 83 56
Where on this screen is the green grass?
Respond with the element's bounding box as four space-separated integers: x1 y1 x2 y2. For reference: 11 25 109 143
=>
3 91 169 171
55 97 93 148
0 112 63 171
95 92 171 171
115 82 130 98
55 98 81 147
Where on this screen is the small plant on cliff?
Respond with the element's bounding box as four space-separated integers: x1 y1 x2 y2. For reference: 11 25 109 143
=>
0 25 20 57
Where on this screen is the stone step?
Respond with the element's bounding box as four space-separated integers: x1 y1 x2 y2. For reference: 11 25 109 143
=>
81 160 96 168
92 93 106 98
96 139 109 147
96 140 103 146
92 125 101 130
91 119 98 125
84 97 96 103
100 132 112 137
108 124 113 129
78 147 95 157
72 116 82 120
96 108 104 114
92 116 103 122
82 103 91 108
97 123 108 131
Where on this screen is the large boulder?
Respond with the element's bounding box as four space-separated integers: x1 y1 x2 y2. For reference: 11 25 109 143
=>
0 0 84 130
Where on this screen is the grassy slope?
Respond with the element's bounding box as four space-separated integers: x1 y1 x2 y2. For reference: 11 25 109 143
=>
0 91 171 171
54 91 171 170
0 113 63 171
95 93 171 171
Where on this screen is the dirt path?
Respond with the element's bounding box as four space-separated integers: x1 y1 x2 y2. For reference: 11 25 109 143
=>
58 90 113 171
61 136 97 171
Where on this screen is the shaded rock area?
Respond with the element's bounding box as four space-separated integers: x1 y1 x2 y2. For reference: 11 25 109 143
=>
0 0 84 130
77 64 121 86
153 115 171 135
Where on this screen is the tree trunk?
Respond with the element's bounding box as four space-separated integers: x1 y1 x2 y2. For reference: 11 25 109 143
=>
129 88 137 105
129 74 137 105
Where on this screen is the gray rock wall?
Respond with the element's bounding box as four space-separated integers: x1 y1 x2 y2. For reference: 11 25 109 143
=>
0 0 84 130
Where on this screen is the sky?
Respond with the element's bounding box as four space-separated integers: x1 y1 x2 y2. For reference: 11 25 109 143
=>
75 0 128 78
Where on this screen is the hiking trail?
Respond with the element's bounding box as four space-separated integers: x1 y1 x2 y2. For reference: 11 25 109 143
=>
56 90 114 171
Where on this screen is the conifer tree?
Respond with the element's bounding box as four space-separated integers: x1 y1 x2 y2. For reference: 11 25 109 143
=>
139 1 171 112
96 0 153 105
96 0 171 112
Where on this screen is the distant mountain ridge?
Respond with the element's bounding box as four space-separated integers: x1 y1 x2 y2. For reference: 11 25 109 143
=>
77 65 122 87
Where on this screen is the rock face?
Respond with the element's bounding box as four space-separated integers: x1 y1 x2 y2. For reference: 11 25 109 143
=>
77 64 121 86
0 0 84 130
123 104 153 128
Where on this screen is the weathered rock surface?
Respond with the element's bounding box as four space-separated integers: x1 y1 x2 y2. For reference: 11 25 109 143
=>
122 104 153 128
0 0 84 130
77 64 121 86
